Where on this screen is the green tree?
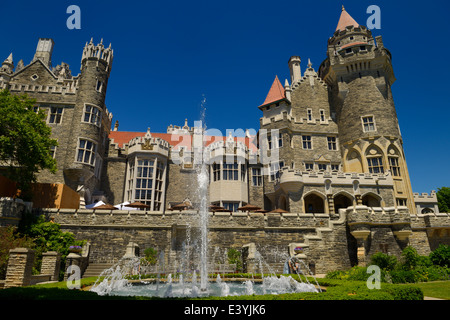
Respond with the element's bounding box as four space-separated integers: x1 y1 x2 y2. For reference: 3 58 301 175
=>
0 226 35 279
436 187 450 213
0 89 57 200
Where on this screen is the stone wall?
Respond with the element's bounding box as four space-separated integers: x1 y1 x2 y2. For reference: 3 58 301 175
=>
41 206 450 274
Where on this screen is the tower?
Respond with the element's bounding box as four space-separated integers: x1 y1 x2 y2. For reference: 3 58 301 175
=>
319 6 415 213
0 53 14 84
63 39 113 199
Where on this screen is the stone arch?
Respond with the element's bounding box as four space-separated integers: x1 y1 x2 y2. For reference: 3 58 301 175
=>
278 194 288 211
421 207 434 214
364 144 385 174
345 148 363 173
303 191 326 213
361 192 382 207
333 191 354 213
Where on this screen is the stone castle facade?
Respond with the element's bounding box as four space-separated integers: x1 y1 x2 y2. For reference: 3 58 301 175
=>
1 8 448 273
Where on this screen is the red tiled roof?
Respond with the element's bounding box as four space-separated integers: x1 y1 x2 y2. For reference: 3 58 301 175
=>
336 7 359 32
109 131 258 151
258 75 286 108
340 41 368 49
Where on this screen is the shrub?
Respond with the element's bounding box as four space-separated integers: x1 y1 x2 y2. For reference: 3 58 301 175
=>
401 246 420 270
370 252 398 271
143 247 158 265
429 244 450 267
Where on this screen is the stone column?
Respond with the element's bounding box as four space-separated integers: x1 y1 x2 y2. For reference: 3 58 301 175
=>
41 251 62 281
4 248 35 288
350 230 371 267
64 253 81 281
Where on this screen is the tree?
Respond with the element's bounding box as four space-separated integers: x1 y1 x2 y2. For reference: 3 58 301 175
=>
0 89 57 200
436 187 450 213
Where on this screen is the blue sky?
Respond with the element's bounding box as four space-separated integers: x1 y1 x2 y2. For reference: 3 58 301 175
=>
1 0 449 194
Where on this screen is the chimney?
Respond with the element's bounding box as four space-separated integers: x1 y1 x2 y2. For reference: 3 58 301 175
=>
33 38 54 68
288 56 301 84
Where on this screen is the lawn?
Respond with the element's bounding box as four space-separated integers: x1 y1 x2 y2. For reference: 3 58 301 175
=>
410 281 450 300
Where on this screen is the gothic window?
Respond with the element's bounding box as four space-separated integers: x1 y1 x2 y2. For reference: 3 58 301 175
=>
367 157 384 174
327 136 337 150
48 107 63 124
252 168 262 186
76 139 96 165
389 157 401 176
302 135 312 149
362 116 376 132
83 104 102 126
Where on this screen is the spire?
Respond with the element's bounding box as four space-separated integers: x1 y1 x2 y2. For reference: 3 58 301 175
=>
259 75 286 108
4 53 13 64
336 6 359 32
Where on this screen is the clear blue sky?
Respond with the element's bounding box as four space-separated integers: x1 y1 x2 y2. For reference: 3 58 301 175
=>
1 0 449 194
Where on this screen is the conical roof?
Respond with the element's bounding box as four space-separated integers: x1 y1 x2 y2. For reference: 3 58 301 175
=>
258 75 286 108
336 6 359 32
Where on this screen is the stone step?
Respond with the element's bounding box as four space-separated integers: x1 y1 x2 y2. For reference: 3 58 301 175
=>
82 263 114 278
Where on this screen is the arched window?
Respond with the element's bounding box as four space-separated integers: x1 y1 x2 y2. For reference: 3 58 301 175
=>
304 192 325 213
362 193 381 207
365 146 384 174
334 193 353 213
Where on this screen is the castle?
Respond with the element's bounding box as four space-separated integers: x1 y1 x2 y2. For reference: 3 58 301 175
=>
1 7 448 273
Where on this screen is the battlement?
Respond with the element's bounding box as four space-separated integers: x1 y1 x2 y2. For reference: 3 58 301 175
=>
81 38 113 71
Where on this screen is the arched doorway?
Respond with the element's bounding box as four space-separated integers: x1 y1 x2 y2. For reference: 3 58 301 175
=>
334 193 353 213
278 195 288 211
362 193 381 207
304 193 325 213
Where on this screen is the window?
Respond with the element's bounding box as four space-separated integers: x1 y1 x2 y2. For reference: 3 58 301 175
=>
213 163 221 181
327 136 337 150
252 168 262 186
367 157 384 174
223 162 238 180
240 163 246 181
76 139 96 165
331 164 340 171
307 109 313 121
320 110 325 122
318 163 327 171
362 116 376 132
269 161 284 181
267 135 272 149
127 158 166 210
305 163 314 171
96 80 103 92
50 145 56 159
48 107 63 124
83 105 102 126
396 198 407 207
346 48 352 54
360 46 366 51
389 157 401 176
278 134 283 148
223 202 239 212
302 135 312 149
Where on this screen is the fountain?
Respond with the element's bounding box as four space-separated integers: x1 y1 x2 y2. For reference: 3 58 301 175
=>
89 97 320 298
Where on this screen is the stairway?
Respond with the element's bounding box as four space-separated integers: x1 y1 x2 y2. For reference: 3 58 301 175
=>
82 263 114 278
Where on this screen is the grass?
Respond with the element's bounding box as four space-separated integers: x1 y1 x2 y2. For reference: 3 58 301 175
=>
410 281 450 300
0 274 429 300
